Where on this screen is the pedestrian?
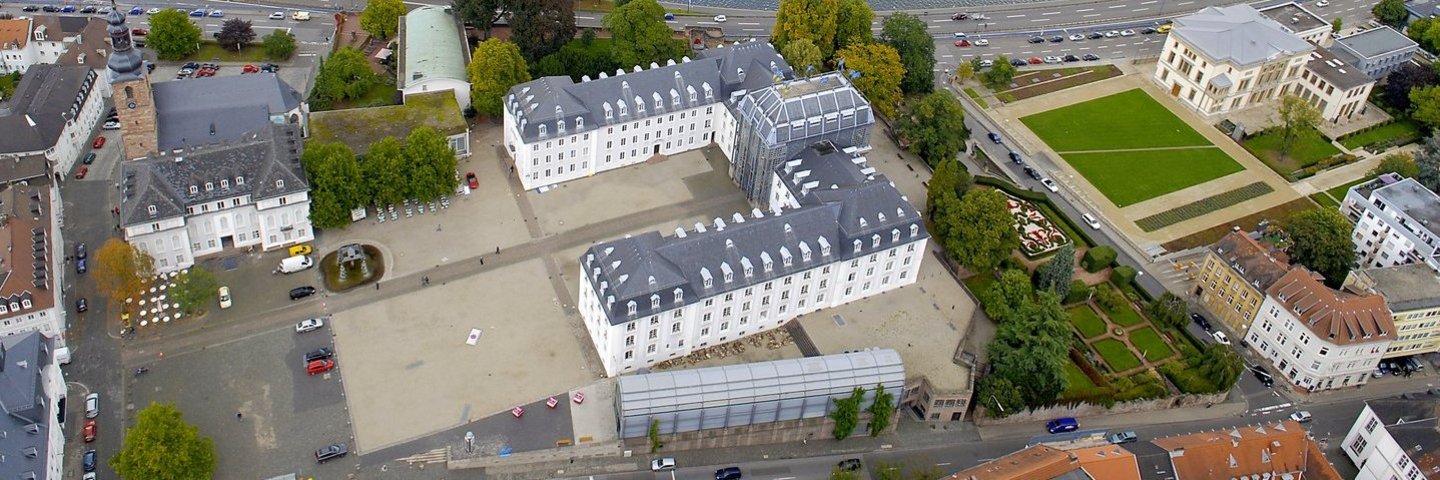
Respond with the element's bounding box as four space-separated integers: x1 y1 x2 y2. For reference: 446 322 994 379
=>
495 246 500 254
237 412 243 420
375 283 380 290
480 258 484 265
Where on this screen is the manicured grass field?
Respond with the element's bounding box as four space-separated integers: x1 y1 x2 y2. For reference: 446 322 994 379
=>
189 41 268 62
1129 327 1175 362
1068 305 1108 338
1243 129 1340 174
1310 192 1339 208
1093 339 1142 372
1340 119 1423 149
1060 147 1245 207
1019 89 1212 152
1101 300 1147 327
1064 361 1097 390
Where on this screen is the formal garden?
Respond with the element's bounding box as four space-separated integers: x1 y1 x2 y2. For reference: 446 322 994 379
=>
1004 194 1070 257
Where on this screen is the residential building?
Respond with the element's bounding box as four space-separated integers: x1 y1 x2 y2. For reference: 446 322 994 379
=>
1152 420 1343 480
1256 2 1333 45
503 40 874 206
943 444 1141 480
1343 175 1440 272
0 332 67 480
0 16 88 74
0 64 107 174
0 183 64 347
309 90 470 157
1342 396 1440 480
617 349 903 439
1292 45 1375 123
1344 264 1440 358
1331 27 1420 79
398 6 470 110
577 142 926 376
1194 231 1293 333
1244 267 1394 392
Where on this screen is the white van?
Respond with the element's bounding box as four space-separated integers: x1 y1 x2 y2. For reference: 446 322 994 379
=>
276 255 313 274
291 11 310 21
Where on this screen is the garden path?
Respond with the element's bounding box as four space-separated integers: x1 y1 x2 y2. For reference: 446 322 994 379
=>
1076 298 1179 377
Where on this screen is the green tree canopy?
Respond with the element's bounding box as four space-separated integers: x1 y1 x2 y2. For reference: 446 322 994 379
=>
936 188 1019 273
880 13 935 94
169 267 219 315
531 38 619 81
453 0 513 39
216 18 256 52
782 38 825 77
833 0 873 55
111 402 216 480
1374 0 1409 29
899 91 968 167
94 239 155 309
925 158 970 217
772 0 840 59
975 376 1025 417
835 42 904 117
1371 152 1419 180
830 387 864 440
981 268 1032 323
469 38 532 117
147 10 202 60
602 0 683 69
510 0 576 61
1286 208 1356 287
987 290 1071 405
1146 292 1189 329
302 141 363 228
1198 344 1244 389
1276 94 1321 156
361 137 409 206
983 55 1017 88
311 48 381 109
867 384 894 436
1418 135 1440 192
403 127 460 200
261 30 297 60
1410 85 1440 130
1081 245 1116 273
360 0 406 39
1034 244 1075 298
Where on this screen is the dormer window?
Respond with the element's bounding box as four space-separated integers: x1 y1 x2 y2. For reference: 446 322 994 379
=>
701 267 713 288
557 119 567 134
781 247 792 267
702 82 714 101
670 89 680 108
721 262 734 283
652 92 663 110
872 234 881 248
673 288 683 303
892 229 901 242
910 224 919 237
650 294 660 310
205 182 214 192
220 179 229 189
799 242 812 262
189 185 199 194
576 116 584 129
742 257 754 277
603 103 613 120
687 85 697 103
147 205 157 215
618 101 628 116
634 97 646 116
760 253 772 273
819 237 831 256
853 239 862 253
539 124 548 137
236 176 245 185
628 301 637 315
275 179 284 189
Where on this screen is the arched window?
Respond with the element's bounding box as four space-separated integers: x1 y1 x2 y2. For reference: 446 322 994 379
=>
124 86 134 100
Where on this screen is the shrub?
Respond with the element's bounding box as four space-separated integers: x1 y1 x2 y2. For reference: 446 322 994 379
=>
1081 246 1116 272
1094 283 1125 312
1063 280 1092 304
1112 265 1137 285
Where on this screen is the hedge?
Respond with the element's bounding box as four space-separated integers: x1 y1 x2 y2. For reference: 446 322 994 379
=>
1082 246 1116 272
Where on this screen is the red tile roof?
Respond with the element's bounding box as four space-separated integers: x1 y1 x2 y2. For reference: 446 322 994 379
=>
1267 267 1394 345
1152 420 1343 480
0 19 30 51
945 444 1141 480
1209 231 1292 290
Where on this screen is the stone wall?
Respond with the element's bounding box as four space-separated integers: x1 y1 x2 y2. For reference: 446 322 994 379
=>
973 392 1227 426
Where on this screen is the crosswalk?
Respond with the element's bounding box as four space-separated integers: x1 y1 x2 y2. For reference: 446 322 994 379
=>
396 447 448 464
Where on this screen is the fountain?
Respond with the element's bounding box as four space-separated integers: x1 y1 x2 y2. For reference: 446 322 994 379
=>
320 243 385 292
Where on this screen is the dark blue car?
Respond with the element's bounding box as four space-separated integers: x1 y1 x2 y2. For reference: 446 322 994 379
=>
76 258 88 274
987 132 1002 144
130 7 142 14
83 450 97 471
189 8 205 16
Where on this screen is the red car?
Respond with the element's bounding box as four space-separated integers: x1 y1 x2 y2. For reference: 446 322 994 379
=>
83 420 96 442
1028 57 1044 64
195 68 216 77
466 172 479 190
92 136 105 149
74 166 88 179
131 28 148 36
242 64 259 74
954 40 970 47
306 359 335 375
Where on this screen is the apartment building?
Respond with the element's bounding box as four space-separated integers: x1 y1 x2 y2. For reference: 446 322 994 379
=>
1343 175 1440 272
1244 268 1394 392
1342 396 1440 480
1194 231 1293 333
944 444 1141 480
0 64 108 174
0 183 64 348
1344 264 1440 358
1331 26 1420 80
1152 420 1343 480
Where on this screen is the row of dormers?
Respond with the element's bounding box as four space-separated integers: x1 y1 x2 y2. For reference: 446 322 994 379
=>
186 176 247 196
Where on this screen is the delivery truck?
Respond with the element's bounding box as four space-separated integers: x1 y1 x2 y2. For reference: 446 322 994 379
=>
275 255 314 274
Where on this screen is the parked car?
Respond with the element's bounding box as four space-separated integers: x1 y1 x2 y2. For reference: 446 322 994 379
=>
41 5 58 12
82 450 97 472
76 242 87 260
131 27 148 36
1141 27 1157 34
260 63 280 73
146 7 160 14
951 12 968 20
1289 411 1313 423
76 257 88 273
1250 365 1274 386
85 393 100 418
76 297 88 313
1048 35 1064 43
22 5 39 12
837 458 863 471
1046 417 1079 433
1190 313 1211 331
218 286 232 309
92 136 105 149
715 467 743 480
987 132 1002 144
1069 34 1085 41
288 244 313 256
1088 32 1104 39
1063 55 1080 62
1211 331 1231 345
189 8 205 16
295 317 325 333
1105 30 1120 37
954 40 971 47
663 12 675 20
304 347 335 363
1008 151 1023 164
83 420 97 442
81 6 97 13
1082 54 1101 61
953 32 967 38
1041 178 1059 192
467 172 480 189
269 11 285 19
74 166 88 179
1109 431 1138 444
291 10 310 20
979 59 993 67
315 443 348 462
650 457 677 471
306 359 336 375
208 10 224 17
129 6 142 14
1027 57 1044 64
242 64 260 73
1043 56 1063 64
1120 29 1137 36
1010 58 1029 67
1157 24 1172 33
1315 0 1329 6
1082 213 1101 230
60 6 75 12
289 286 317 300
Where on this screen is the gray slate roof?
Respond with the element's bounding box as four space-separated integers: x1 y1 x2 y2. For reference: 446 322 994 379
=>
581 143 925 326
1365 395 1440 468
1307 46 1374 91
0 155 51 185
775 141 871 201
1349 263 1440 312
736 72 872 147
506 40 790 144
151 73 304 151
120 124 308 226
0 65 99 154
1172 5 1314 68
0 332 56 480
105 7 146 84
1337 26 1419 59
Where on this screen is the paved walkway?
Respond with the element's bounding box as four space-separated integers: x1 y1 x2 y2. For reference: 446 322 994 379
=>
1291 143 1420 196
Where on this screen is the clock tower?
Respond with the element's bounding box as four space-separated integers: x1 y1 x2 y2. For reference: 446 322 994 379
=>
105 0 158 160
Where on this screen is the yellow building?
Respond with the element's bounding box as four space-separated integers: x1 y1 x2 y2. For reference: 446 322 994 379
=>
1343 264 1440 358
1193 232 1292 333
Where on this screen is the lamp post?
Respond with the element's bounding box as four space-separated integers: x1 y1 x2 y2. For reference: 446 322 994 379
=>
991 394 1005 414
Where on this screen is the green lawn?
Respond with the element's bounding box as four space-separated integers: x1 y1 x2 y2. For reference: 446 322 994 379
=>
1101 300 1146 327
1129 327 1174 362
1063 361 1097 390
1326 176 1371 204
962 271 998 296
1340 119 1423 149
188 41 268 62
1068 305 1108 339
1310 192 1339 208
1243 129 1340 173
1019 89 1212 151
1059 147 1245 207
1093 338 1142 372
324 81 399 111
964 88 990 109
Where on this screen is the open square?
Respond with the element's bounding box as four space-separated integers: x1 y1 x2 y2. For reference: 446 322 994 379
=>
1019 88 1212 151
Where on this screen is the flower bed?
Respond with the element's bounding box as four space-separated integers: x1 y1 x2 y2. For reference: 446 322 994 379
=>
1004 193 1070 257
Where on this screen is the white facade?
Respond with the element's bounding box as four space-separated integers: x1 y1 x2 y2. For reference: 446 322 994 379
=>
580 235 925 377
0 68 109 175
0 18 69 74
1343 177 1440 272
1245 295 1392 391
1153 26 1311 118
127 190 313 273
0 303 63 349
1342 402 1436 480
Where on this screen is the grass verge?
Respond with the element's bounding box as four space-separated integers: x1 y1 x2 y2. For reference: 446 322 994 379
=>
1064 361 1097 390
1129 327 1175 362
964 87 989 109
1134 182 1274 232
1340 119 1423 150
1102 300 1146 327
188 41 268 62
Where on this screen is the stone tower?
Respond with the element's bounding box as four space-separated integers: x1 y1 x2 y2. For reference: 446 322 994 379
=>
105 0 157 160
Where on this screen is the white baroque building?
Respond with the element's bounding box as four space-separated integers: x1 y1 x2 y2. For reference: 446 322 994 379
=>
502 40 873 206
1342 396 1440 480
1244 267 1394 392
578 142 926 376
120 124 313 273
1342 175 1440 272
0 332 67 480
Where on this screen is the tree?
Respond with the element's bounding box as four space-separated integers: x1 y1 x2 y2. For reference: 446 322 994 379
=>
216 19 255 52
1286 208 1356 287
898 91 968 167
469 38 531 117
772 0 840 60
1035 244 1075 299
532 40 620 81
1197 344 1244 389
1146 292 1188 330
1063 280 1092 305
403 127 460 201
1408 17 1440 53
781 38 825 77
360 0 405 39
1081 245 1116 273
867 384 894 436
1381 63 1437 112
1370 152 1419 179
1094 283 1126 311
988 290 1071 405
1419 136 1440 192
261 30 297 60
361 137 409 206
1410 85 1440 130
936 189 1020 273
147 9 202 60
509 0 576 61
981 269 1032 324
1373 0 1409 29
1331 18 1343 34
982 55 1017 87
830 387 864 440
1112 264 1137 286
1276 94 1321 157
925 159 970 217
453 0 513 40
835 42 904 117
603 0 682 69
975 376 1024 417
833 0 873 54
111 402 216 480
881 13 935 94
302 142 363 228
169 267 218 315
311 48 381 110
95 239 155 309
954 61 975 83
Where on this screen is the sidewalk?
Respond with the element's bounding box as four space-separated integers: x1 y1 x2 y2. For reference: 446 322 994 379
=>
1290 143 1420 196
974 396 1247 440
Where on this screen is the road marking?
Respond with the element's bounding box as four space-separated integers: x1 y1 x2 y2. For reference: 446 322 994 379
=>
1076 8 1094 12
1042 11 1060 15
1084 13 1101 17
742 28 763 31
739 22 760 25
1115 43 1128 47
1108 4 1127 7
1098 45 1108 49
1031 18 1047 22
1177 1 1194 4
1006 14 1026 18
1133 7 1150 12
942 54 954 57
576 15 594 19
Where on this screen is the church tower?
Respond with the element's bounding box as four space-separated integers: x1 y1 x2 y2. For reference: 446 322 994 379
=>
105 0 158 160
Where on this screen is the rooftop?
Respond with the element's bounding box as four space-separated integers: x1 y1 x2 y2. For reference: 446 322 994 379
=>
0 155 51 185
309 91 466 155
56 17 112 70
0 18 29 51
399 5 468 89
1344 263 1440 313
150 73 304 151
1208 231 1292 292
1365 176 1440 235
774 141 872 203
1152 420 1343 480
1365 395 1440 480
120 124 308 225
1306 45 1374 91
1172 4 1314 68
0 332 58 480
1336 26 1420 59
1257 2 1330 35
734 72 874 148
946 444 1141 480
0 183 56 317
0 64 99 154
1266 267 1394 346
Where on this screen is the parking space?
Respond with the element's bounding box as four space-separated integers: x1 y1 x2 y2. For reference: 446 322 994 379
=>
128 325 352 479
